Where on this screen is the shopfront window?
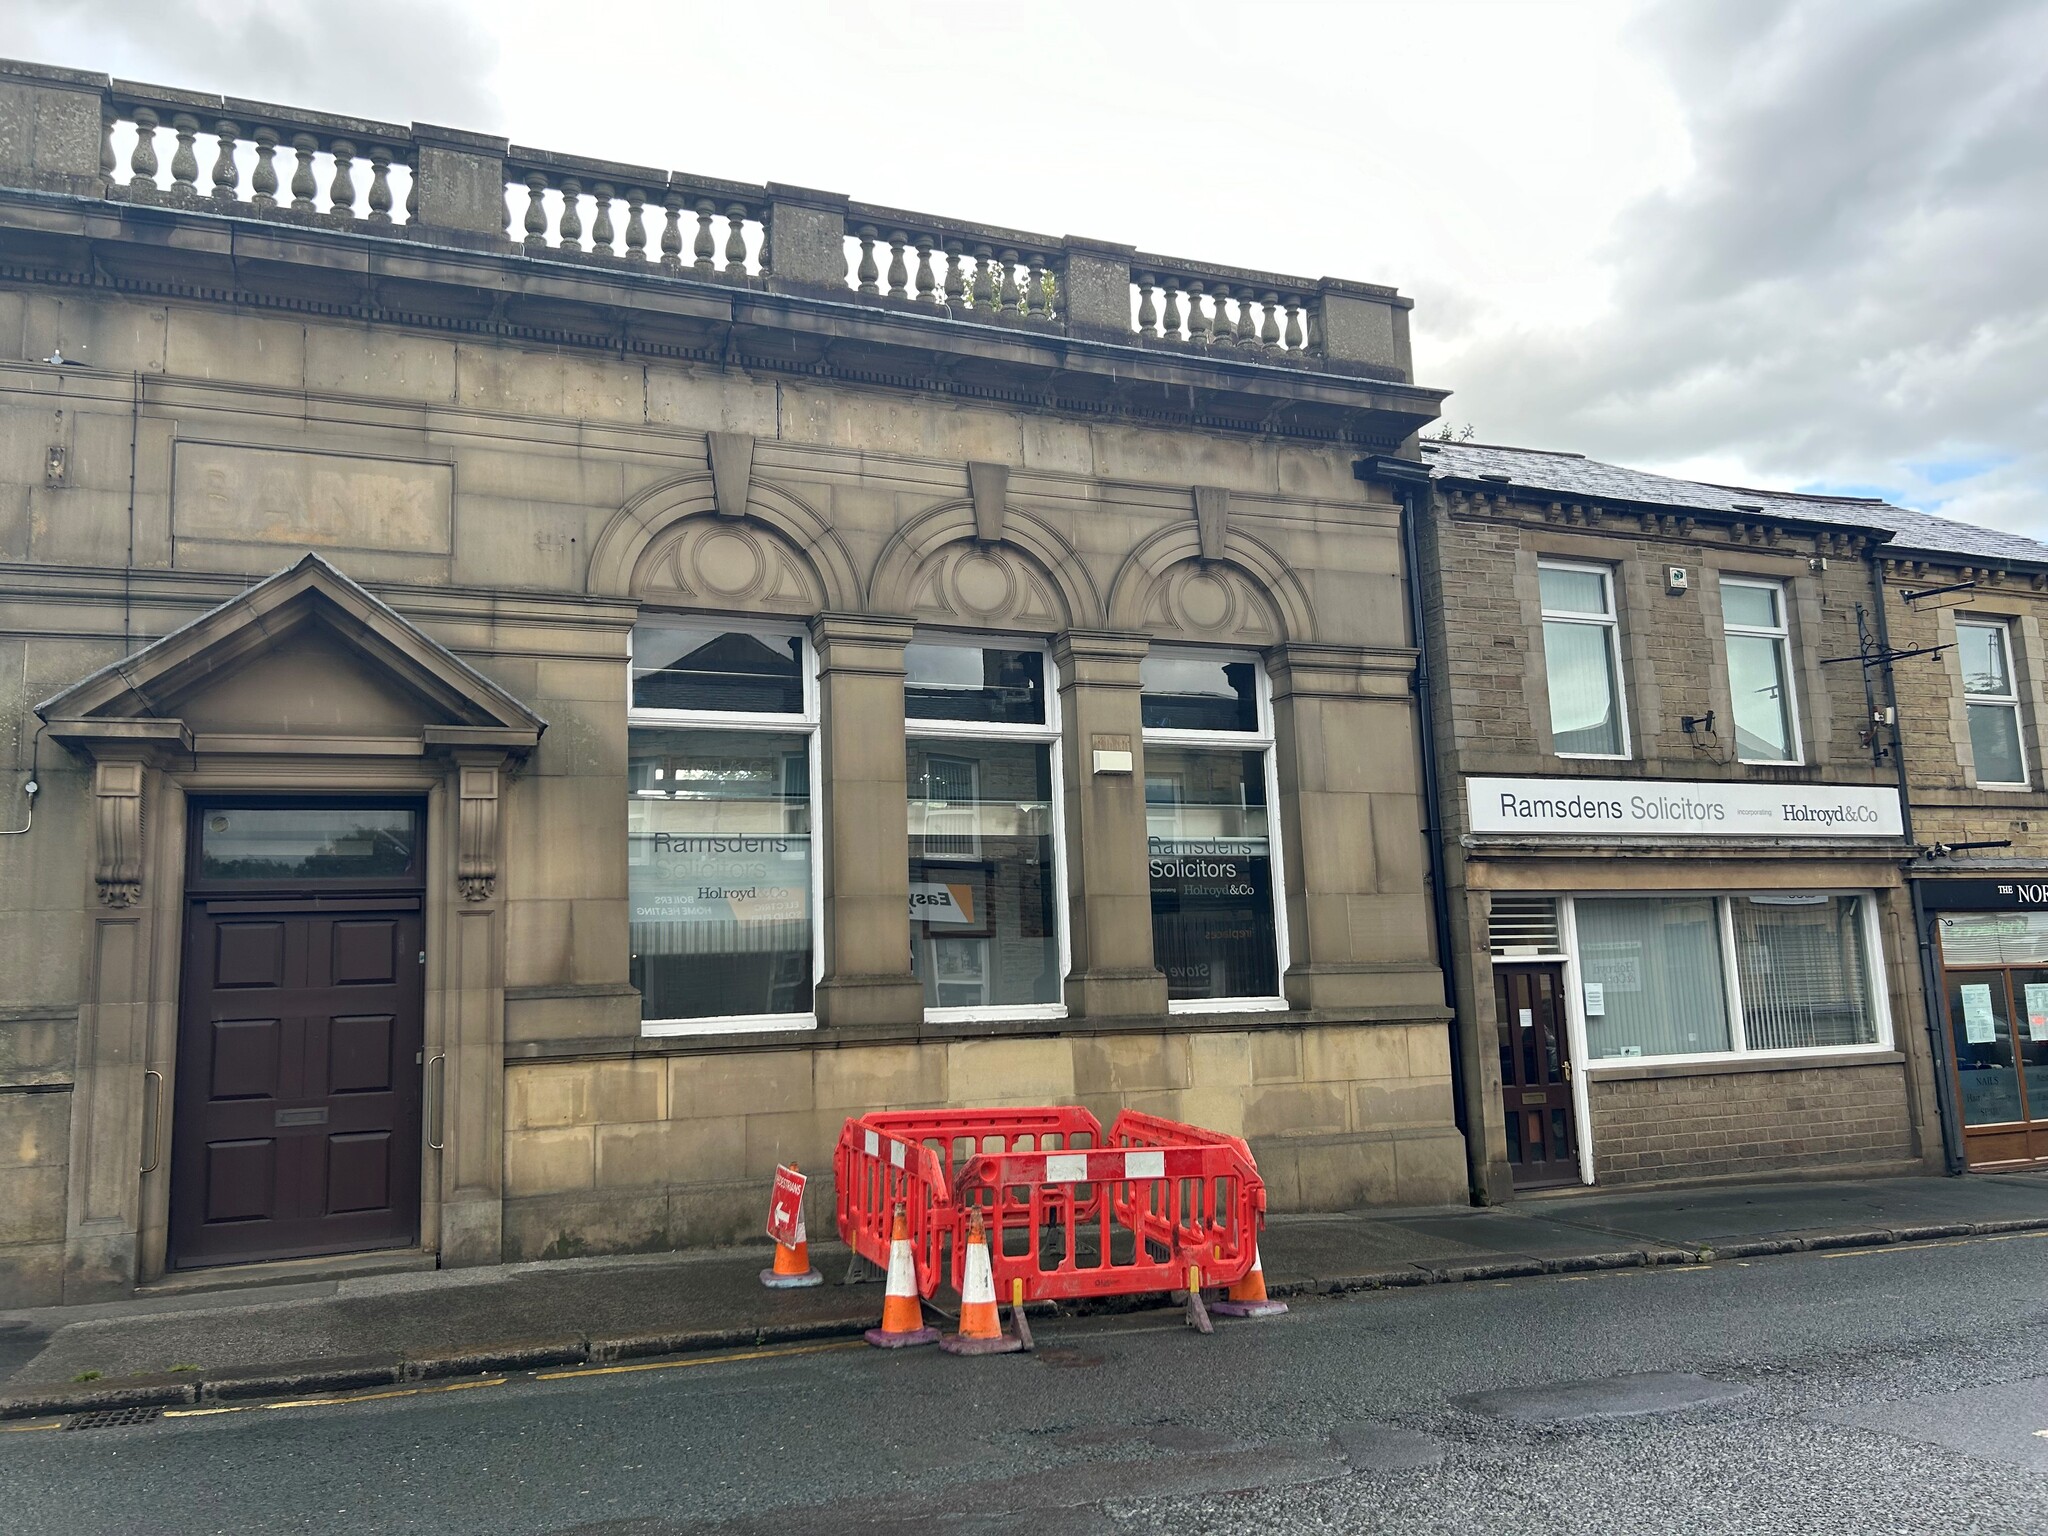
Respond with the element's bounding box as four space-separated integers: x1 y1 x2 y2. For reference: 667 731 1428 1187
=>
1142 653 1284 1008
1722 579 1800 764
1538 562 1627 759
1937 913 2048 1133
905 639 1065 1017
628 622 817 1032
1575 892 1888 1062
1958 620 2029 788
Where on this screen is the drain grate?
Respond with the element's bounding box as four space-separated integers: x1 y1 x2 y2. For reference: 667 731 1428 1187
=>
61 1405 165 1431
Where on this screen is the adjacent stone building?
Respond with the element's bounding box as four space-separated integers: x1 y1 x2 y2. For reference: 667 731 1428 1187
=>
0 60 1465 1305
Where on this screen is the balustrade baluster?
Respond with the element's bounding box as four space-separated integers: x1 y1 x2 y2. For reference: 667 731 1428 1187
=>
660 190 684 269
886 231 909 298
1209 283 1234 347
944 240 967 309
556 178 582 250
855 225 880 294
1136 275 1158 337
208 122 240 202
967 245 992 310
1186 280 1208 344
1283 299 1303 352
1023 254 1047 318
624 188 648 260
693 199 717 270
250 128 278 208
724 206 748 275
100 106 116 180
169 114 200 200
1162 280 1185 340
328 140 358 219
1240 291 1262 349
129 107 160 187
291 134 318 209
591 183 616 254
367 147 394 223
523 173 550 247
998 250 1022 315
914 235 938 304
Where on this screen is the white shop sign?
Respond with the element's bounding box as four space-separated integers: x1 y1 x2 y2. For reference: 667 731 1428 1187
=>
1467 777 1903 839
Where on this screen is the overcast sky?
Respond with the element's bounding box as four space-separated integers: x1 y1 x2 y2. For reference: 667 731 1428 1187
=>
12 0 2045 538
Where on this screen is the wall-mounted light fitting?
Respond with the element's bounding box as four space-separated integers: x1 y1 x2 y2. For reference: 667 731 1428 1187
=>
1681 711 1716 735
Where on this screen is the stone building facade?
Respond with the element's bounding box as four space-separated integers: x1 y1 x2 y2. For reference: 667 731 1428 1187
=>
0 60 1463 1305
1414 443 1949 1199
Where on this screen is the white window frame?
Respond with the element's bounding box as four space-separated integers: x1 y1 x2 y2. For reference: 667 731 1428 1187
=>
1958 618 2030 790
1721 577 1803 766
627 617 823 1037
904 632 1070 1025
1537 560 1630 761
1141 648 1290 1015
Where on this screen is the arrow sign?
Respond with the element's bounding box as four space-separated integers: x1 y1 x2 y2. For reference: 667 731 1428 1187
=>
766 1164 807 1248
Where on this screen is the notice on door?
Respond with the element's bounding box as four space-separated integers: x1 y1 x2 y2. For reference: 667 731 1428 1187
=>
1961 983 1998 1045
2027 983 2048 1042
1518 1008 1534 1029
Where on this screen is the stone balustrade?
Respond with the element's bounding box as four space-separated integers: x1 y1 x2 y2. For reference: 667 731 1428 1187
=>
1132 257 1320 359
841 204 1063 323
0 57 1415 381
103 80 414 224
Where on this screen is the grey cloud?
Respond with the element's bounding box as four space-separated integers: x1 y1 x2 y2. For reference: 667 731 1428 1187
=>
1431 0 2048 538
7 0 503 133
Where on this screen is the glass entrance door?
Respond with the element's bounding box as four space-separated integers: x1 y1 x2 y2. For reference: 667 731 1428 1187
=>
1943 961 2048 1167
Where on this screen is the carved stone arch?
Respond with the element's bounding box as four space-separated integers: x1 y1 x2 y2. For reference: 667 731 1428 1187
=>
1107 524 1315 644
869 499 1105 632
585 471 861 610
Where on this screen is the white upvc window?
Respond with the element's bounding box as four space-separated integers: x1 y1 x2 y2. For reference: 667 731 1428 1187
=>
1537 561 1629 759
1958 619 2030 789
903 635 1069 1023
1561 889 1893 1070
1140 650 1289 1013
627 619 822 1037
1722 577 1801 765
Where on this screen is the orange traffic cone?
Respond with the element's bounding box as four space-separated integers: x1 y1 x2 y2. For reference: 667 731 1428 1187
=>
1212 1239 1287 1318
760 1196 822 1291
864 1204 938 1349
940 1212 1023 1356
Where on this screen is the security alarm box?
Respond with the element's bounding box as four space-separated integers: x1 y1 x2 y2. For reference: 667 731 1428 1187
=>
1666 566 1689 593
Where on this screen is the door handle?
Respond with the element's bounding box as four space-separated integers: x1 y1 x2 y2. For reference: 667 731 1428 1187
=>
1562 1060 1573 1083
140 1070 165 1174
425 1053 447 1151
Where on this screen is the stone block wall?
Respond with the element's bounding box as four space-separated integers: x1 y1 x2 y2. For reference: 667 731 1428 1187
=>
1585 1060 1916 1186
0 1089 69 1305
499 1022 1466 1261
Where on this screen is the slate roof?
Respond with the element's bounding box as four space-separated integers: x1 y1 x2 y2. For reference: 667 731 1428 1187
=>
1421 440 2048 568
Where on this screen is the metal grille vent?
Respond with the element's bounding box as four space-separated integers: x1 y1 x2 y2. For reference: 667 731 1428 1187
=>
1489 896 1562 956
62 1405 165 1431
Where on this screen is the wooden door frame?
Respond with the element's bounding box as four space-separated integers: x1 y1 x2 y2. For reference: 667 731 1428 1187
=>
1938 960 2048 1168
1492 961 1582 1189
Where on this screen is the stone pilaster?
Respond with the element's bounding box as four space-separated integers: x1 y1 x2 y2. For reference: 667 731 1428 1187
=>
810 614 923 1028
1265 642 1442 1012
1053 631 1167 1019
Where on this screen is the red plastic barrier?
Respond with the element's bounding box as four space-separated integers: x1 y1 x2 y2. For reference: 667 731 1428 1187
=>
833 1118 951 1299
836 1106 1267 1306
952 1110 1263 1302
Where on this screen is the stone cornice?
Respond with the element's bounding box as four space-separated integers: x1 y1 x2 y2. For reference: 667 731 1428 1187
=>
0 187 1446 448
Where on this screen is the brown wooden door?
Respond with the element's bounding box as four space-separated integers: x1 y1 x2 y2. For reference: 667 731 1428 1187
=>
1944 967 2048 1167
1494 964 1579 1187
170 900 425 1268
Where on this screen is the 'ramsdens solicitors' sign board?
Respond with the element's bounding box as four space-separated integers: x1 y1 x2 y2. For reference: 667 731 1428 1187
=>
1466 777 1904 838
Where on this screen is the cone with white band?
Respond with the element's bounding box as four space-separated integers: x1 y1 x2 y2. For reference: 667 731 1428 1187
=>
864 1204 939 1349
1211 1238 1287 1318
940 1211 1024 1356
759 1198 822 1290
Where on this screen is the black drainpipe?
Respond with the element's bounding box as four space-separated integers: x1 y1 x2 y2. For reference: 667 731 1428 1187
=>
1869 551 1966 1173
1356 455 1468 1157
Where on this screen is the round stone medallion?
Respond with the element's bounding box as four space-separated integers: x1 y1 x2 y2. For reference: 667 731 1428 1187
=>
694 528 767 597
952 551 1016 616
1177 569 1234 630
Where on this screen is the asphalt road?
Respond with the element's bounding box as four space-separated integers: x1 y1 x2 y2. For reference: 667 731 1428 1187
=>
6 1230 2048 1535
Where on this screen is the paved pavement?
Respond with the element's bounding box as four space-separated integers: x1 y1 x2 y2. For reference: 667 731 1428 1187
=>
5 1168 2048 1416
4 1221 2047 1533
